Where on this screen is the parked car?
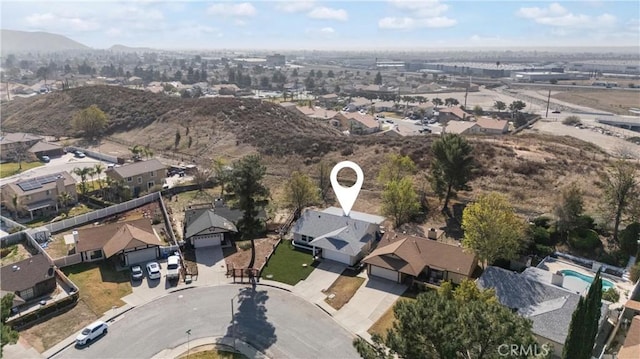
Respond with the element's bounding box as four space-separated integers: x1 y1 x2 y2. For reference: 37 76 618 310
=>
75 321 108 346
74 151 86 158
552 110 561 114
40 155 50 163
146 262 161 280
166 255 181 281
130 265 143 281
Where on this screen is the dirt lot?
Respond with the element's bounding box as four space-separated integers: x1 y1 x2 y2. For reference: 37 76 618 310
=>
224 236 280 271
553 89 640 115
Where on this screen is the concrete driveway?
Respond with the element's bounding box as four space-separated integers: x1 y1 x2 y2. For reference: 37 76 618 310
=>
194 246 230 286
292 260 346 303
122 260 181 306
334 273 406 337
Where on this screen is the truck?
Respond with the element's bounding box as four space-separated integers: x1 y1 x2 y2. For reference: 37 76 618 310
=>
166 255 181 281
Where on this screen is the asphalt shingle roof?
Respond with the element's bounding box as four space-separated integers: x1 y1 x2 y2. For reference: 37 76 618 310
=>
184 209 238 238
110 159 166 179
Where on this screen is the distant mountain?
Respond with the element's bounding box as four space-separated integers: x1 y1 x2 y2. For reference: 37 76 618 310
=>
108 44 156 53
1 29 90 53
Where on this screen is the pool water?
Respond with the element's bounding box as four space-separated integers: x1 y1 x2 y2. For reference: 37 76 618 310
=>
560 269 614 291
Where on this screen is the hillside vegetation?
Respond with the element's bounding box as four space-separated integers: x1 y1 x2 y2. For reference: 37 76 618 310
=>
0 86 619 218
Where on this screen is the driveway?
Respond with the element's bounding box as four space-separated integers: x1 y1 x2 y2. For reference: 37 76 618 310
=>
292 260 346 303
122 259 180 306
194 246 230 286
334 273 406 336
0 153 109 186
51 285 361 359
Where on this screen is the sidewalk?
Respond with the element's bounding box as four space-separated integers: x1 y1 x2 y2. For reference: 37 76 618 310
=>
151 336 269 359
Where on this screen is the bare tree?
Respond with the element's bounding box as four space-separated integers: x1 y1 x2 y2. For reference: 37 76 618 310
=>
599 160 639 243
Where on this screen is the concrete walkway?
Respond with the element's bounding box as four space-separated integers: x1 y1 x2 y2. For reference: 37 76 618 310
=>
151 336 269 359
2 338 43 359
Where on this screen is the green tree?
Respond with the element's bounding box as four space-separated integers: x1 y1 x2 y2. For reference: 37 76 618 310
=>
472 105 483 116
509 100 527 115
554 182 584 240
374 71 383 85
599 160 639 243
285 171 318 211
174 128 181 150
72 105 109 139
431 97 443 109
382 178 420 228
57 191 74 213
8 142 30 170
430 133 474 213
494 100 506 112
377 154 416 184
225 155 270 269
462 192 527 267
93 164 104 192
562 269 602 359
73 167 92 196
212 158 230 198
354 284 536 359
620 222 640 257
1 293 20 353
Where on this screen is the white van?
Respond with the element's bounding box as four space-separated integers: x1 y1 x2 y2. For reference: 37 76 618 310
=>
76 320 108 346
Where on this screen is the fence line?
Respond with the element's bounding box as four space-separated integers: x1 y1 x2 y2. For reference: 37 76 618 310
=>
44 192 160 233
53 253 83 268
65 146 119 164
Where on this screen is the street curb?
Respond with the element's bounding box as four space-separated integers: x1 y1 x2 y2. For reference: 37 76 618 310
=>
315 302 334 317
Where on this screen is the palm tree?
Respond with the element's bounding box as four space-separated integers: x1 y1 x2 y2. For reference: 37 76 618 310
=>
11 194 20 218
143 145 154 159
129 145 143 160
93 163 105 193
87 168 96 191
57 192 74 213
73 167 92 196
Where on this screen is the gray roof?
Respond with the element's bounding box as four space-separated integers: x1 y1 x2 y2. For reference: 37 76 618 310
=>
477 266 580 345
0 132 42 145
292 209 379 256
110 159 166 178
321 207 386 225
212 198 267 223
28 141 61 153
184 209 238 238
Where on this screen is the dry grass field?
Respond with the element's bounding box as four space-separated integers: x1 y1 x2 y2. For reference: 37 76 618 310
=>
553 89 640 115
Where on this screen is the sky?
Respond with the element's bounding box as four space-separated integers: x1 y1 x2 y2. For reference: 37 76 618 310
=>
1 0 639 50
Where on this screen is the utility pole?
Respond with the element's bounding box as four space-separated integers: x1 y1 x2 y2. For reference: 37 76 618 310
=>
545 89 551 118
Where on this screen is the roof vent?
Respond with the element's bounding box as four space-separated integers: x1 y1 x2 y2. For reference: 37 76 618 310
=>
12 265 20 271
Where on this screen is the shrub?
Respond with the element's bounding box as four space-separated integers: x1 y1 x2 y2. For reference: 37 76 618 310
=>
532 216 552 229
577 215 596 230
602 288 620 303
568 229 601 252
529 225 554 246
597 250 627 267
562 116 581 126
535 244 555 257
237 240 252 251
620 222 640 257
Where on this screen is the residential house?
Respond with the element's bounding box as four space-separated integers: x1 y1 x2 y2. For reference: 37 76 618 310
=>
0 132 42 160
291 207 385 265
309 108 339 121
343 97 371 112
0 253 56 308
1 172 77 219
443 121 481 135
74 218 162 266
438 106 471 121
618 315 640 358
183 203 238 248
363 232 477 285
106 159 167 197
477 266 609 357
373 100 397 113
319 93 339 108
335 113 381 135
28 141 64 159
476 117 509 134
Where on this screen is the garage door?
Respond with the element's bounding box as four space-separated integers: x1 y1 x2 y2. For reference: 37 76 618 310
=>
322 249 352 265
370 265 399 282
125 247 158 266
193 234 222 248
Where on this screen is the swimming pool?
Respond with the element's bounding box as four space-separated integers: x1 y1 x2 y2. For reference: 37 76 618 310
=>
560 270 614 291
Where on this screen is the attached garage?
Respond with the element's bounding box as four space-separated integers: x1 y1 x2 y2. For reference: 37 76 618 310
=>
321 249 354 266
124 247 158 266
192 234 223 248
370 265 400 283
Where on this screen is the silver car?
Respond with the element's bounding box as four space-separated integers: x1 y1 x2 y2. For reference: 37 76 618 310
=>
146 262 161 280
76 320 108 346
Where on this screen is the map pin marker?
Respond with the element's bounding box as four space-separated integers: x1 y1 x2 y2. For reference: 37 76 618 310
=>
330 161 364 217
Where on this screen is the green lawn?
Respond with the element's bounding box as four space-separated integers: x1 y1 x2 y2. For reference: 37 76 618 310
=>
61 261 132 315
0 161 43 178
261 240 317 286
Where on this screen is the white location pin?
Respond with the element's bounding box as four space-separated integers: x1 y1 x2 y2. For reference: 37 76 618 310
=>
330 161 364 217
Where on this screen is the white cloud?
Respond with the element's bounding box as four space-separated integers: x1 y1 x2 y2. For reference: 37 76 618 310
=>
308 7 348 21
109 6 164 22
25 12 101 31
276 1 315 13
305 26 336 37
517 3 616 28
207 2 256 17
378 16 456 29
320 27 335 34
388 0 449 17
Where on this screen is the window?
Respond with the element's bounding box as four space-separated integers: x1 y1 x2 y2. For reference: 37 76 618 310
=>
147 181 155 190
137 177 142 184
301 235 308 242
20 287 34 300
150 171 155 177
127 177 132 182
46 190 51 195
90 250 103 260
26 195 31 200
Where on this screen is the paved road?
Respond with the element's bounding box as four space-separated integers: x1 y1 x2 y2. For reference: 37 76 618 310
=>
0 153 109 187
52 285 360 359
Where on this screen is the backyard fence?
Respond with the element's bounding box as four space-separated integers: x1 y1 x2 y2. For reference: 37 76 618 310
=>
1 215 26 231
44 192 161 233
65 146 120 164
0 231 26 247
53 253 83 268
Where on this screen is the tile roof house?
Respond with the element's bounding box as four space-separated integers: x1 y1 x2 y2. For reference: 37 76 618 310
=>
618 315 640 359
183 203 238 248
0 253 57 308
0 132 42 160
336 113 381 135
74 218 162 266
438 106 471 121
477 266 609 355
363 232 477 285
476 117 509 134
106 159 167 197
28 141 64 158
443 121 480 135
1 172 77 220
291 208 385 265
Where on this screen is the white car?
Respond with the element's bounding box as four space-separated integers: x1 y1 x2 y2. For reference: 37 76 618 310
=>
146 262 161 280
76 320 108 346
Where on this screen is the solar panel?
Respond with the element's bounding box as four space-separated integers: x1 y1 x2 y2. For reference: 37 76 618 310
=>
39 174 60 184
17 179 42 191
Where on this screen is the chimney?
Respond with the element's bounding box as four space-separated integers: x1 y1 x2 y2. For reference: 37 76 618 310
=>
56 175 65 196
427 228 438 240
72 230 79 244
551 272 564 287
